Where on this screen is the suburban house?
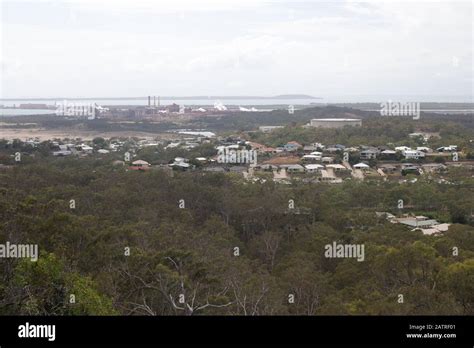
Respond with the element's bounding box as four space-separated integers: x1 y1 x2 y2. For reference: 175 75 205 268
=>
354 163 370 170
261 146 278 154
320 170 343 183
305 164 325 173
321 157 334 164
132 160 150 166
326 164 348 172
437 145 457 152
379 213 450 236
283 141 302 152
303 145 319 152
360 149 379 160
380 150 397 160
130 159 151 171
78 144 93 154
174 157 187 163
379 164 397 174
401 164 420 175
248 141 277 154
393 215 440 228
281 164 305 173
169 157 192 171
325 147 341 153
170 162 191 171
302 154 322 162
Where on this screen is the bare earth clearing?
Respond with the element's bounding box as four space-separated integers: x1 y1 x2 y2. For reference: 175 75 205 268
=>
0 127 176 141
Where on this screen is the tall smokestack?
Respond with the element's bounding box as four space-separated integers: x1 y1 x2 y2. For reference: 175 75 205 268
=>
154 96 156 107
148 96 151 107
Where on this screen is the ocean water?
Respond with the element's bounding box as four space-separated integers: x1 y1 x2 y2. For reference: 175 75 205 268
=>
0 98 316 116
1 95 472 117
1 98 319 108
0 109 56 117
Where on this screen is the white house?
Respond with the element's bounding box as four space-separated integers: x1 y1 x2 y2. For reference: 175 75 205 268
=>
321 157 334 164
310 151 323 156
302 154 322 162
170 162 191 170
326 164 348 172
381 150 397 157
282 164 305 173
79 144 93 154
174 157 187 163
395 146 412 152
437 145 457 152
305 164 325 173
354 163 370 170
132 160 151 167
359 149 379 160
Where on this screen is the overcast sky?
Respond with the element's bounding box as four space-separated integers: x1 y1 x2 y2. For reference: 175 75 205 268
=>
1 0 472 98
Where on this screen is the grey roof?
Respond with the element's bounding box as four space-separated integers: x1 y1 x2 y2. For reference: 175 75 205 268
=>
397 218 439 227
